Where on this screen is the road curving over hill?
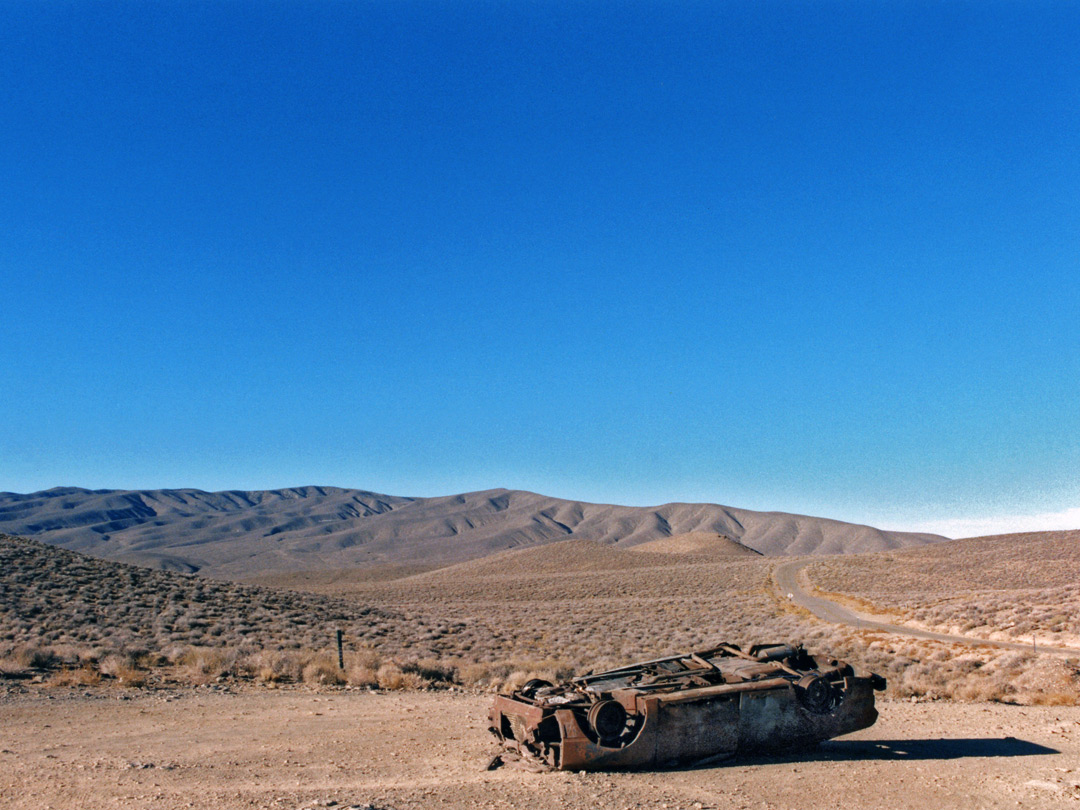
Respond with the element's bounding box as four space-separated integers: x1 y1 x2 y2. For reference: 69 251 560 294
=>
774 559 1079 657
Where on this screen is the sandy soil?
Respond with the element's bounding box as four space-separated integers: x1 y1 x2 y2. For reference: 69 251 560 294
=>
2 686 1078 810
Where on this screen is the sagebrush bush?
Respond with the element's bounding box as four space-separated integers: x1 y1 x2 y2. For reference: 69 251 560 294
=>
13 645 59 669
174 647 238 683
402 658 455 684
346 664 378 687
246 650 304 683
45 666 102 687
302 655 346 685
375 663 429 690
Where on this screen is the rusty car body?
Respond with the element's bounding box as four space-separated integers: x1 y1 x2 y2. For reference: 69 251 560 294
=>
489 643 886 771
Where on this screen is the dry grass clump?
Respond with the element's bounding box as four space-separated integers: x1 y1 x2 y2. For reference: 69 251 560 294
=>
45 666 102 687
245 650 304 683
346 664 378 687
374 663 426 690
1 644 61 671
170 646 242 684
1001 654 1080 705
302 654 346 685
455 658 576 692
342 648 381 687
98 652 148 687
403 658 456 683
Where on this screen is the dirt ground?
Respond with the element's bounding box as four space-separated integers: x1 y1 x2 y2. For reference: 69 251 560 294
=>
1 686 1078 810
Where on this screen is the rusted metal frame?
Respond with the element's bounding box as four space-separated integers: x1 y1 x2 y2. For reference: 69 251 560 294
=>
689 652 722 672
717 643 803 679
654 677 791 706
617 680 699 695
637 665 721 686
572 645 738 684
490 644 885 772
810 665 847 682
553 699 659 770
491 694 547 729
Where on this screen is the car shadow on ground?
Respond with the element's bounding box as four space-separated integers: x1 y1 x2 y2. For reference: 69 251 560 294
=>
744 737 1060 764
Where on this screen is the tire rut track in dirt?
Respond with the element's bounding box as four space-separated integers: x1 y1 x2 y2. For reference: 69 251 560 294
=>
773 559 1079 656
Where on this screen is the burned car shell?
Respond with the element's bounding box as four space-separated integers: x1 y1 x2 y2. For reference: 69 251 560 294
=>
489 643 885 771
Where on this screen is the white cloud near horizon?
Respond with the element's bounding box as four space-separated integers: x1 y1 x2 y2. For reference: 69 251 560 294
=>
898 507 1080 539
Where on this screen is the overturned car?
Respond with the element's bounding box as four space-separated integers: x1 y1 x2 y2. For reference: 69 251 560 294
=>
489 643 886 771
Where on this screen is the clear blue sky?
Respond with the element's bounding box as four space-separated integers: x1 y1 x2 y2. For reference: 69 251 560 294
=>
3 1 1078 536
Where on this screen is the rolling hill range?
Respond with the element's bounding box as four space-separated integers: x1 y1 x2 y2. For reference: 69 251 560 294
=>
0 486 947 578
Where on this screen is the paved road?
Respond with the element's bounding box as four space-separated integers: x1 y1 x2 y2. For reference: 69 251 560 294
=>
774 559 1078 657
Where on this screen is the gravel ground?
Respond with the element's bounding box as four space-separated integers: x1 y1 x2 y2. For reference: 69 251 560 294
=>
1 686 1078 810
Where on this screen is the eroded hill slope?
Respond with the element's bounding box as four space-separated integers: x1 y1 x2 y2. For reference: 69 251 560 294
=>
0 486 946 577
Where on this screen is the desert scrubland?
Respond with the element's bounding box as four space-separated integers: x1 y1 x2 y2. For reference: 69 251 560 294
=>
3 527 1080 809
4 530 1078 704
804 530 1080 649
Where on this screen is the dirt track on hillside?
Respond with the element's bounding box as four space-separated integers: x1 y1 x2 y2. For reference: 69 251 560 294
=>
774 559 1080 656
2 687 1078 810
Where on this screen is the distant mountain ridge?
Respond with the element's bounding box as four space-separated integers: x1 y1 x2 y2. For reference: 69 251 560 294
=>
0 486 948 578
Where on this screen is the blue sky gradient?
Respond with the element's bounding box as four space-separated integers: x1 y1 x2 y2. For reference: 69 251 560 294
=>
3 1 1078 535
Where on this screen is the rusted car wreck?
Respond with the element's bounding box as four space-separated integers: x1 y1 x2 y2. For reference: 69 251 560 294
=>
489 643 885 771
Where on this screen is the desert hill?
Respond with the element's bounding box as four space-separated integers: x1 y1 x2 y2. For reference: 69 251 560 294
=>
629 531 762 557
394 536 756 582
803 529 1080 649
0 533 406 654
909 528 1080 585
810 528 1080 595
0 485 946 578
396 538 649 580
245 534 758 592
